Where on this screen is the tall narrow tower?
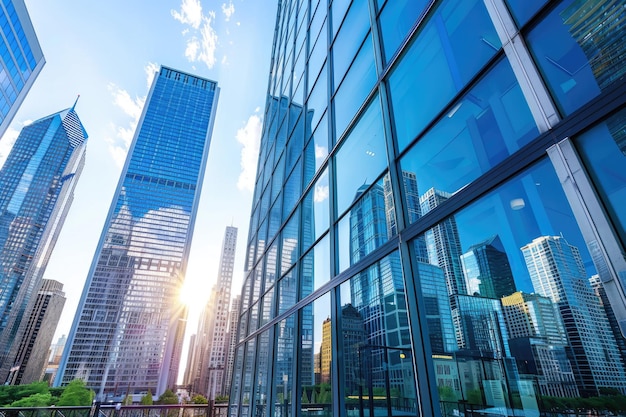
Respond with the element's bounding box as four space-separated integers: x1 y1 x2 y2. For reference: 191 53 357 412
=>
186 226 238 399
56 66 219 398
0 105 87 380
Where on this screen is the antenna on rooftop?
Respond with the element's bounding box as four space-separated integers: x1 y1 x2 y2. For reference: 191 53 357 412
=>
71 94 80 111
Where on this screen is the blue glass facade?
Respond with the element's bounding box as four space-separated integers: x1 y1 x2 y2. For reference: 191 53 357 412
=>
231 0 626 416
56 66 219 398
0 0 44 138
0 106 87 381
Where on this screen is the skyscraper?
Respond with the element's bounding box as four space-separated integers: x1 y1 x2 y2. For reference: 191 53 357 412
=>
56 66 219 398
185 226 238 399
0 0 45 138
5 279 65 385
522 236 626 395
0 104 87 381
231 0 626 415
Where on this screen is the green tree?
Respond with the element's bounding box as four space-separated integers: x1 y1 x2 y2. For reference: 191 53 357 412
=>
157 389 179 404
191 394 208 404
56 380 94 406
8 393 54 407
0 382 49 406
214 395 228 404
140 390 154 405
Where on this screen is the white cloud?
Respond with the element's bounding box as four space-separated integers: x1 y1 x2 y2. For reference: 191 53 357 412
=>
105 63 155 167
314 184 329 203
236 114 262 192
173 1 220 70
222 1 235 21
197 13 218 69
221 55 228 65
0 126 19 169
171 0 203 29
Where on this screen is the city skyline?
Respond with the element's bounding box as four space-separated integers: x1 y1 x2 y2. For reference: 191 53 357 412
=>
0 0 278 347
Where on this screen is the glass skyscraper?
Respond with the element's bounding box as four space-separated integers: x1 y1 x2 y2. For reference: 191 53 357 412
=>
56 66 219 399
230 0 626 416
0 0 44 138
0 104 87 381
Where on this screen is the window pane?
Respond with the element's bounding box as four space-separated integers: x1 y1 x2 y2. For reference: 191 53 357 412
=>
281 208 300 275
526 0 626 115
337 174 395 273
379 0 429 64
299 293 332 415
399 57 539 222
504 0 547 27
301 234 331 298
339 252 418 416
335 96 387 215
412 158 626 414
333 35 376 140
307 63 328 131
388 0 501 151
273 313 297 417
332 0 370 87
575 108 626 246
302 167 330 252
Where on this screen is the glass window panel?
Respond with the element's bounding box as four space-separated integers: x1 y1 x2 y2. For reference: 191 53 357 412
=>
260 287 275 326
307 63 328 131
283 158 302 220
379 0 429 64
282 208 300 274
337 174 395 273
388 0 501 152
273 313 297 417
335 96 387 215
331 0 351 37
504 0 548 26
526 0 625 116
300 234 331 299
298 292 332 416
575 108 626 246
304 112 328 187
266 241 278 288
339 252 418 416
269 197 283 241
302 167 330 252
400 57 539 222
241 339 256 417
252 331 271 417
332 0 370 87
412 158 626 414
229 346 244 417
333 35 376 140
308 18 328 96
278 269 298 314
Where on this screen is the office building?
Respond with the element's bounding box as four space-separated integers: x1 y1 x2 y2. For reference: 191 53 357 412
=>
0 104 87 380
522 236 626 396
223 295 241 398
0 0 45 139
5 279 65 385
185 226 238 399
56 66 219 398
230 0 626 416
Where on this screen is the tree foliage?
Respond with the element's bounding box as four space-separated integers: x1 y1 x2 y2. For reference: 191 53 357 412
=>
0 382 50 406
56 380 94 406
140 390 154 405
191 394 208 404
8 393 54 407
157 389 179 405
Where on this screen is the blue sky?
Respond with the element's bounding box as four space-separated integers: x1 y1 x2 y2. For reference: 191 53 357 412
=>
0 0 278 342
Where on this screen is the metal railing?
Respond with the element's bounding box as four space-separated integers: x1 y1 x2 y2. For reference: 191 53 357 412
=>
0 403 229 417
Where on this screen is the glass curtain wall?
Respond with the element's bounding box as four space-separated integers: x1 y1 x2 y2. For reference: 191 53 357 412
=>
231 0 626 416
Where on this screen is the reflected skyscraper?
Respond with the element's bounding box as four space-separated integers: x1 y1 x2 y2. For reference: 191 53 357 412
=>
56 66 219 398
0 105 87 381
460 235 516 299
0 0 45 138
522 236 626 395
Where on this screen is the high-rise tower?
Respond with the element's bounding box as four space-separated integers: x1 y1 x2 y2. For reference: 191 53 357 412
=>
56 66 219 398
185 226 238 399
0 0 45 138
0 104 86 380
